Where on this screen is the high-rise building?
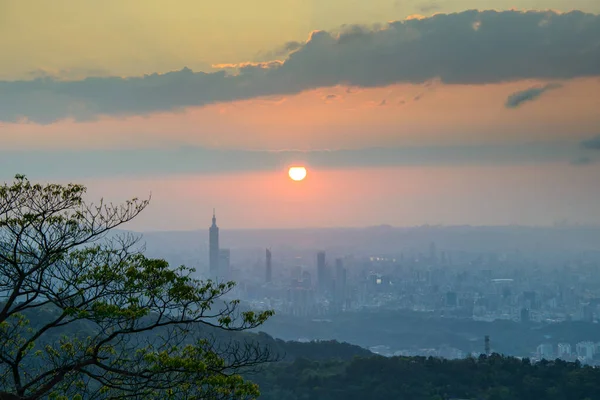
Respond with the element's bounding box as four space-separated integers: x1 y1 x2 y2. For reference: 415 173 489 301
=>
520 308 530 323
266 248 272 284
576 341 595 360
537 343 554 360
335 258 346 308
557 343 572 359
209 209 219 278
524 291 536 309
219 248 230 278
317 251 326 293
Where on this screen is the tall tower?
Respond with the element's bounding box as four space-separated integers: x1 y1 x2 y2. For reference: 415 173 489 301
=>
219 249 230 278
265 248 272 284
209 209 219 278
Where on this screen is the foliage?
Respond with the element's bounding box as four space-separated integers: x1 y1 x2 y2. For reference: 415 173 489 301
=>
0 175 273 400
254 353 600 400
267 339 371 362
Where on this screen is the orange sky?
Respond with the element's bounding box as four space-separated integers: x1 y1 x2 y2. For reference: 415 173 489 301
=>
2 5 600 229
77 163 600 231
2 78 599 151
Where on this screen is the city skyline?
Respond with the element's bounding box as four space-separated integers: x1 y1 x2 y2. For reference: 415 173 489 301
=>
178 209 600 363
2 1 600 230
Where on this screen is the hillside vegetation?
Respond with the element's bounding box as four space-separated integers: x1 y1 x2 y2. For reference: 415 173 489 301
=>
253 354 600 400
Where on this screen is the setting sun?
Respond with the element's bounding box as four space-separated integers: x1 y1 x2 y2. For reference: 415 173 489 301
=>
288 166 307 181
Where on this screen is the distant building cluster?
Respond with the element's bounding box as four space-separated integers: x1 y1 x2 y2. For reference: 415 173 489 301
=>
535 341 600 364
205 212 600 323
202 212 600 363
205 211 349 315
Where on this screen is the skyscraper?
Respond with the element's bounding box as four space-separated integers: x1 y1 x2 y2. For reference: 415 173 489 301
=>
520 307 530 323
209 209 219 278
317 251 326 293
265 248 272 284
219 248 230 278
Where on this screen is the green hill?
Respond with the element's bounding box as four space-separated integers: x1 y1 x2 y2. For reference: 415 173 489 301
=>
253 354 600 400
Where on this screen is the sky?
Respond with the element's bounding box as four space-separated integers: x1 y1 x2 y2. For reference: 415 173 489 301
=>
1 0 600 230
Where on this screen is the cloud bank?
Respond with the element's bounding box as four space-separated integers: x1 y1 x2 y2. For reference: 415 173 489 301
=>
0 142 585 180
505 83 562 108
1 10 599 123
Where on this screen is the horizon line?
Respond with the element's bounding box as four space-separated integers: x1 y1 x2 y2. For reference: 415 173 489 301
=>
123 222 600 234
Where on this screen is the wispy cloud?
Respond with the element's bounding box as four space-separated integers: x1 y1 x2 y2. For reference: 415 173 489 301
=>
1 10 599 123
505 83 562 108
254 41 303 61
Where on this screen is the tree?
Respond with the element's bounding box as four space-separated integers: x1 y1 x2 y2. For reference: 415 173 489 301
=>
0 175 274 400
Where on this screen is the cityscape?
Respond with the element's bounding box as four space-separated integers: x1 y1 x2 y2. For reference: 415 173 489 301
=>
198 211 600 365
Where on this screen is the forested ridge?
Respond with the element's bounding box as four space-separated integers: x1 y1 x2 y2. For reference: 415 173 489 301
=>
253 354 600 400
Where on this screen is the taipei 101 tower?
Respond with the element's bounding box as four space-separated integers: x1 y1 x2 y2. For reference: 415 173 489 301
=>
209 209 219 278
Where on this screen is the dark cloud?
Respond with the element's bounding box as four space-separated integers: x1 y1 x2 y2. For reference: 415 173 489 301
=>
505 83 562 108
581 135 600 150
1 10 599 123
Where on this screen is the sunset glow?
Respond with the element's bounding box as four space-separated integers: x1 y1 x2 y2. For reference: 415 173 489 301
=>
1 1 599 229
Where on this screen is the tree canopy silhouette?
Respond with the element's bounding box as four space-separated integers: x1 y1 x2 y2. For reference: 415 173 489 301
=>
0 175 273 400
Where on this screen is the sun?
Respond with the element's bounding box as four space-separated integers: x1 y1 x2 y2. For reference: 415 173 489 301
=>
288 166 307 181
